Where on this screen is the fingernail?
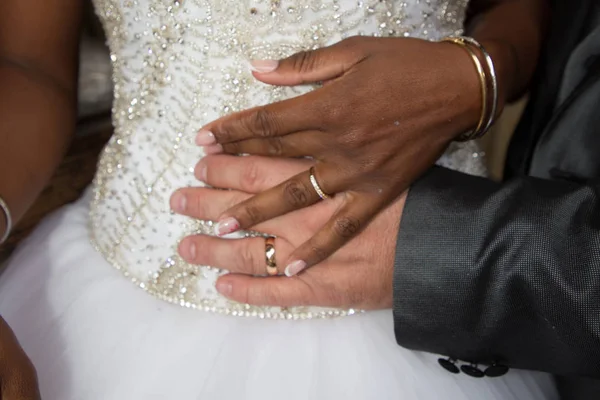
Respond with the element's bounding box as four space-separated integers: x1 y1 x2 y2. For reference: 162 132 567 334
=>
184 242 196 261
170 192 187 212
197 164 207 182
250 60 279 73
196 130 216 146
216 281 233 296
204 144 223 155
214 217 240 236
285 260 307 277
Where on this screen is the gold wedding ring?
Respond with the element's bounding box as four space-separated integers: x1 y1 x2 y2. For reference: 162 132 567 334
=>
265 237 278 276
309 167 331 200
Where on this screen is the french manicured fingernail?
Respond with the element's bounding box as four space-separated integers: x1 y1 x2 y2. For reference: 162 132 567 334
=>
204 144 223 154
196 130 216 146
216 281 233 296
170 192 187 213
214 217 240 236
285 260 307 277
250 60 279 73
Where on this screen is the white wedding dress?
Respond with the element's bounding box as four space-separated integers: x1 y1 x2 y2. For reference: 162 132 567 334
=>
0 1 558 399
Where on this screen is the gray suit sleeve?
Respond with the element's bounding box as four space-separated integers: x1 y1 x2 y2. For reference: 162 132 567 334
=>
393 166 600 378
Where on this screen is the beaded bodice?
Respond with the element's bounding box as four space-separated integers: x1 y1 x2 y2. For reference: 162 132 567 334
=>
90 0 479 319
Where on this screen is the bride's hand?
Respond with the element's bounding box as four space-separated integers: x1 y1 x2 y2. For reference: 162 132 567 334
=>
194 36 488 275
0 316 41 400
172 155 405 309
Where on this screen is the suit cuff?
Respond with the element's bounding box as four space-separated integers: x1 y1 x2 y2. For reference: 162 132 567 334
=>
392 167 499 360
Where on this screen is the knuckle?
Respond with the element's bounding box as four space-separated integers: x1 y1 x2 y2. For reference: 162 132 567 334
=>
341 129 364 148
283 179 311 208
250 108 277 137
321 103 343 125
309 243 328 262
243 204 263 226
333 216 361 238
291 50 317 74
239 160 263 192
240 241 258 274
214 126 232 143
267 137 284 156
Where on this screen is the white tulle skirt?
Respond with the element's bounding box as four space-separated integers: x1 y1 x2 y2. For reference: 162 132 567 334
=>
0 192 558 400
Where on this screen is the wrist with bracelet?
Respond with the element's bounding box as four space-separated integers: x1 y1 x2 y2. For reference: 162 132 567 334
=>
0 195 12 245
441 36 499 142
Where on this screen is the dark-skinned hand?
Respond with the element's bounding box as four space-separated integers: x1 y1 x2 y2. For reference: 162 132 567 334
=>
195 36 486 276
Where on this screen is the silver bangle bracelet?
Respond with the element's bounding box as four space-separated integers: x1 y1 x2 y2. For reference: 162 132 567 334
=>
459 36 499 139
0 196 12 245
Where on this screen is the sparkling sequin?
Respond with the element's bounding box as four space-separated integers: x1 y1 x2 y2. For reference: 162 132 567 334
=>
89 0 474 319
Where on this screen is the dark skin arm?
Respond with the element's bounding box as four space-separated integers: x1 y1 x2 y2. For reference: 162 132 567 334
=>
465 0 549 102
0 1 82 398
0 0 81 236
0 317 41 400
177 0 549 276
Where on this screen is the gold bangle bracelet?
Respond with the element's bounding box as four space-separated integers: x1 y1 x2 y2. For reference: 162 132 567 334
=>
0 195 12 245
441 37 488 141
458 36 499 139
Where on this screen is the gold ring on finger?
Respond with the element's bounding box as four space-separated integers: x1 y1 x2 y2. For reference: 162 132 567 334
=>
309 167 331 200
265 236 278 276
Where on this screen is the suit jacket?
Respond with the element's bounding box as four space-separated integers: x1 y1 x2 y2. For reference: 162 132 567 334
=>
392 0 600 398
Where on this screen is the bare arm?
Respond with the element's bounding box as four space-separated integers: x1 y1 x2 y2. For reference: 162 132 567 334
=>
466 0 550 107
0 0 83 239
0 3 82 397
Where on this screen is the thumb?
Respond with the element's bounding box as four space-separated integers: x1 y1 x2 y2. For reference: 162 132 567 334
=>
249 37 367 86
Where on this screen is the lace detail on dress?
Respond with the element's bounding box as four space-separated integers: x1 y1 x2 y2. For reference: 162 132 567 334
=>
89 0 477 318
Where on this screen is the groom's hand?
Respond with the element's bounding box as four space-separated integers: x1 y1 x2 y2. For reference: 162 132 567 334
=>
171 155 405 309
0 316 40 400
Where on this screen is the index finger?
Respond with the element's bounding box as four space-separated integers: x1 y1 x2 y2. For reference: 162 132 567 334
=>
196 154 312 194
196 89 327 145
